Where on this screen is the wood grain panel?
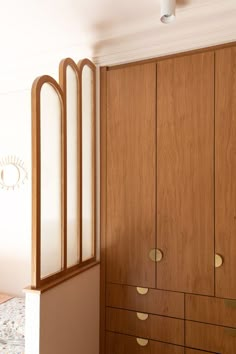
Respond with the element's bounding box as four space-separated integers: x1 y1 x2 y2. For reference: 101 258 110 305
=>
106 283 184 318
185 349 216 354
106 63 156 286
215 46 236 299
156 52 214 294
186 320 236 353
106 307 184 345
106 332 184 354
186 293 236 328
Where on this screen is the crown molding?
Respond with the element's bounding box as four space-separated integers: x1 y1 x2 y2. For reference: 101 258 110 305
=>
92 0 236 66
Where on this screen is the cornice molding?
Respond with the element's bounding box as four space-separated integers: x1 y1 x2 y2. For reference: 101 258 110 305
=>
92 0 236 66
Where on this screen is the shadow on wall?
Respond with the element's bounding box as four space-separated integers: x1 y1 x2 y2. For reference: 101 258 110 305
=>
0 256 30 297
176 0 190 6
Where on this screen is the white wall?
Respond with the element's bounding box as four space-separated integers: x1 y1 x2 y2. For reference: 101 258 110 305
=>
25 265 100 354
0 90 32 296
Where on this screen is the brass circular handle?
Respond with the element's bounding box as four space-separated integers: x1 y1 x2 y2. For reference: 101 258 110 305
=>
156 249 163 262
215 254 223 268
149 248 163 262
149 249 156 262
136 312 149 321
136 338 149 347
136 287 149 295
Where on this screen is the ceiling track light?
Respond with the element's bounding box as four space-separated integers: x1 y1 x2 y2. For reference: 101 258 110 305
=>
160 0 176 24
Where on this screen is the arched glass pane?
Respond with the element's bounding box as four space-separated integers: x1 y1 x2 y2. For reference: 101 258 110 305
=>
40 83 62 278
82 65 94 261
66 66 79 267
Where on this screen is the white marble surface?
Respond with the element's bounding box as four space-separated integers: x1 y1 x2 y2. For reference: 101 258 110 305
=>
0 298 25 353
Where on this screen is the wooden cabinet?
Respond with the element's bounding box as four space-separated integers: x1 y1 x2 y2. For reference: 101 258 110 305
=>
106 332 184 354
156 52 215 295
186 320 236 353
106 63 156 287
106 53 215 293
186 294 236 328
101 44 236 354
107 283 184 318
106 307 184 345
185 349 216 354
215 46 236 300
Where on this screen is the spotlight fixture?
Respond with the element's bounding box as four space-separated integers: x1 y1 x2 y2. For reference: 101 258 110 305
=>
160 0 176 24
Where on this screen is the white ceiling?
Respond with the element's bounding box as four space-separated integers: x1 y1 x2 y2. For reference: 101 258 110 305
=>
1 0 235 55
0 0 236 89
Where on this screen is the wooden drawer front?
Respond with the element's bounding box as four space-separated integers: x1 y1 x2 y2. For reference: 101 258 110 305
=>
186 349 216 354
186 294 236 327
106 332 184 354
186 320 236 353
106 283 184 318
106 307 184 345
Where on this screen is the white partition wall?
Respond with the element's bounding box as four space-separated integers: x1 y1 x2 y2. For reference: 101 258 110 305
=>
27 56 100 354
25 265 99 354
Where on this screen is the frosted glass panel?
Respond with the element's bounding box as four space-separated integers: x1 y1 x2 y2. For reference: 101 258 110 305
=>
40 83 62 278
82 66 94 261
66 66 79 267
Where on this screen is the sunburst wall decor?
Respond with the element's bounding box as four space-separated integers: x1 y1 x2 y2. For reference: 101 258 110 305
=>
0 156 28 190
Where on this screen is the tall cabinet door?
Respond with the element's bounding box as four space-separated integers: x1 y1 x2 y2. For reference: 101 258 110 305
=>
106 63 156 287
156 53 215 295
215 46 236 299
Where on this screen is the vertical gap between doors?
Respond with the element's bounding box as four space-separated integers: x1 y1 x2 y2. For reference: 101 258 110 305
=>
214 52 216 297
105 67 108 352
184 293 186 352
155 63 158 289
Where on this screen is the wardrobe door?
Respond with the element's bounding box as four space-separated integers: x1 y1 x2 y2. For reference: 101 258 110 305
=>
156 53 214 295
106 63 156 287
215 46 236 299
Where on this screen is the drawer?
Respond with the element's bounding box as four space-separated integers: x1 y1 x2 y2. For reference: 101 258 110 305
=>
106 307 184 345
106 331 184 354
186 349 216 354
186 294 236 327
106 283 184 318
186 320 236 353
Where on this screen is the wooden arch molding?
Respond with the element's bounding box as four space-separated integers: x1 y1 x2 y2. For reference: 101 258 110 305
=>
31 58 97 290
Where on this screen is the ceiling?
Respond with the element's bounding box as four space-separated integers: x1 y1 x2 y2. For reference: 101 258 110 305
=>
0 0 236 89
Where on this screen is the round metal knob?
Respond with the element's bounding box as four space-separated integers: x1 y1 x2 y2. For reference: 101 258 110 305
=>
136 338 149 347
215 254 223 268
156 249 163 262
136 287 149 295
149 248 163 262
136 312 149 321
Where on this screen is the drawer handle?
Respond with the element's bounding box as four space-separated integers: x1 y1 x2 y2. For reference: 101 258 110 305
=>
224 328 236 337
136 338 149 347
149 249 163 262
136 287 149 295
224 299 236 309
137 312 149 321
215 254 223 268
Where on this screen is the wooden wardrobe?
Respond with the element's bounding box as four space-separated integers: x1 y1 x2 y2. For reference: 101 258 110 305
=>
100 43 236 354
